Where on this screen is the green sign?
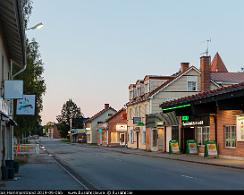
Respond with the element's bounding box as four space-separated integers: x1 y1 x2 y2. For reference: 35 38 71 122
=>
136 122 145 126
204 140 218 158
186 140 198 154
98 129 103 133
169 140 180 154
182 116 189 121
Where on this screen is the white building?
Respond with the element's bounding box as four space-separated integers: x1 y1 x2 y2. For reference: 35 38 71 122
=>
0 0 26 179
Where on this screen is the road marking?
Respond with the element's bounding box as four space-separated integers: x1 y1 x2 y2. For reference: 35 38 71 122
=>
181 175 194 179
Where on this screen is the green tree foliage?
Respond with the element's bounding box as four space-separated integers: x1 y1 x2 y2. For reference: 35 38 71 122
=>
14 0 46 141
56 99 83 137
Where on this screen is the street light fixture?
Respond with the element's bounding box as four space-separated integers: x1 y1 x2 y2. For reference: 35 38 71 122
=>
27 22 44 31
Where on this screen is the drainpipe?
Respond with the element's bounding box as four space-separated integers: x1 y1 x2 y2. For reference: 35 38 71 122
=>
11 59 27 79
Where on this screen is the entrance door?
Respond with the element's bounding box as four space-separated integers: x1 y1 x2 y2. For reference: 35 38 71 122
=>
157 128 165 152
136 132 139 149
151 129 158 151
182 128 195 153
166 127 172 152
120 133 125 146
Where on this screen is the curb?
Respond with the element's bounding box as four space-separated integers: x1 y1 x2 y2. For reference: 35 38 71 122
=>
100 148 244 170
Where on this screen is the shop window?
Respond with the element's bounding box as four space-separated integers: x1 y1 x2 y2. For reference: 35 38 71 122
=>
111 132 118 143
224 125 236 148
172 126 179 141
142 130 146 145
130 130 134 144
196 126 210 145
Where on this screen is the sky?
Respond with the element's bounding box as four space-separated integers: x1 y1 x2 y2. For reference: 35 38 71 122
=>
26 0 244 125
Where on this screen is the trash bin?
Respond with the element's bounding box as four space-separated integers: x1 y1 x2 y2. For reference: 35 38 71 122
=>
5 160 15 179
14 161 19 174
1 166 8 180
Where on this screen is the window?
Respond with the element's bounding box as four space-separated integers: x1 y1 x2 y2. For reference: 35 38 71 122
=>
129 90 133 100
145 83 149 93
142 129 146 145
196 126 210 145
225 125 236 148
172 126 179 141
130 130 134 144
108 113 113 117
187 76 197 91
111 132 118 143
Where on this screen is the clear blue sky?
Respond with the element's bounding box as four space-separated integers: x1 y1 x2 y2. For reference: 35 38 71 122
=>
27 0 244 124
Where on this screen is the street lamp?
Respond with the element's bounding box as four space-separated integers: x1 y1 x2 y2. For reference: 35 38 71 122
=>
27 22 44 31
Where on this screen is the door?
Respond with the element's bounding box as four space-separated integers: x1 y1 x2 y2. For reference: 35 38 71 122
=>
166 127 172 152
136 132 139 149
120 133 125 145
157 128 165 152
182 128 195 153
151 129 158 151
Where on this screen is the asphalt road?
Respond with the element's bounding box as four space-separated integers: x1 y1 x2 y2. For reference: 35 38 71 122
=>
41 138 244 190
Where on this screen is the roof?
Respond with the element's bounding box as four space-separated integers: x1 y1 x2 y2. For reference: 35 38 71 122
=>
160 82 244 109
211 72 244 84
127 66 199 106
210 52 228 73
105 108 126 122
86 106 117 122
0 0 26 66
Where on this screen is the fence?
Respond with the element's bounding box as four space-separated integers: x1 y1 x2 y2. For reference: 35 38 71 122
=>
14 144 40 155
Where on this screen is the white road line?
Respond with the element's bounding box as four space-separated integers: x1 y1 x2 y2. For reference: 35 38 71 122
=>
181 175 194 179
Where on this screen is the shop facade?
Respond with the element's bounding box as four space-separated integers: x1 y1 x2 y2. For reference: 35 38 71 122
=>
160 83 244 158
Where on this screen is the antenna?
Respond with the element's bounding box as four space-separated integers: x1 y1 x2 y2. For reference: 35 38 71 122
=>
201 38 211 56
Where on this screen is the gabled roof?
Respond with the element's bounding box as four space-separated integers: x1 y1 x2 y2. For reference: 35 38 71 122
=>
211 72 244 84
86 106 117 122
106 108 126 122
160 82 244 109
127 66 200 106
210 52 228 73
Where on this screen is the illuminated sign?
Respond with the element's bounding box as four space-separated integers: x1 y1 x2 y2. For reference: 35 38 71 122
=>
237 116 244 141
182 121 203 126
162 104 191 112
182 116 189 121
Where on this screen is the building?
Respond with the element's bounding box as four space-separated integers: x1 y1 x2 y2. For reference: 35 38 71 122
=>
126 63 201 151
160 82 244 158
85 104 116 144
99 108 127 147
159 54 244 155
0 0 26 179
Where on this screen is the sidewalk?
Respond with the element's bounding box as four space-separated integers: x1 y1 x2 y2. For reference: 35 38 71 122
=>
1 148 83 190
83 144 244 170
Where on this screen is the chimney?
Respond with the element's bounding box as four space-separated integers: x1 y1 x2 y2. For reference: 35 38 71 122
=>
200 56 211 92
104 104 109 109
180 62 190 73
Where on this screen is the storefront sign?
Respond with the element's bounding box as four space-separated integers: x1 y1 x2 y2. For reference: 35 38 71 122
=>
183 121 203 126
182 116 189 121
186 140 198 154
98 129 103 133
237 116 244 141
169 140 180 154
204 140 218 157
16 95 36 115
116 124 127 132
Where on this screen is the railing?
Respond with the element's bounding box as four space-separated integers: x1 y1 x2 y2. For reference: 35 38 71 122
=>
14 144 40 155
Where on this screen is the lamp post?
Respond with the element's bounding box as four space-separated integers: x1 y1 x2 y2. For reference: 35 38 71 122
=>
27 22 44 31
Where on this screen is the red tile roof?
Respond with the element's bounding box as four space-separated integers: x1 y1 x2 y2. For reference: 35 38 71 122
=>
106 108 126 122
160 82 244 109
211 52 228 72
211 72 244 84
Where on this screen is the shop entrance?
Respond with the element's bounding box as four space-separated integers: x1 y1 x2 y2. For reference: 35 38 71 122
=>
182 127 195 153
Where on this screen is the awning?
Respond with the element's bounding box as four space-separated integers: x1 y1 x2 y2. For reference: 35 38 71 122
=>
0 111 17 126
146 111 179 128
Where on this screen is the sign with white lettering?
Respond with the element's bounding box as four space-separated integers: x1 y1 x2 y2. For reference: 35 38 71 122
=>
182 121 203 126
237 116 244 141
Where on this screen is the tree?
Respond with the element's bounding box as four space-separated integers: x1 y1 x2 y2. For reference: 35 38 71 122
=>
56 99 83 137
13 0 46 141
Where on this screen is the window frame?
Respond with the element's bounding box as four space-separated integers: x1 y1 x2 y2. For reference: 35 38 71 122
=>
196 126 210 145
187 76 198 91
224 125 236 148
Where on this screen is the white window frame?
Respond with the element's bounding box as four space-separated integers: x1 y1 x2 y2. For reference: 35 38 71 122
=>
141 128 146 145
130 130 134 144
224 125 236 148
196 126 210 145
187 76 198 91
